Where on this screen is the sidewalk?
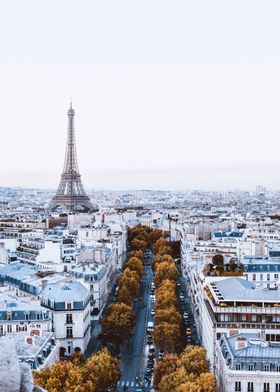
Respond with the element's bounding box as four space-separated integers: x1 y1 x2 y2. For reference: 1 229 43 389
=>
84 320 102 358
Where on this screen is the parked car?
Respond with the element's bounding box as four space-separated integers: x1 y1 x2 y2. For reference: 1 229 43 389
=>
147 335 153 345
149 345 155 353
150 295 155 301
144 369 153 380
151 309 155 316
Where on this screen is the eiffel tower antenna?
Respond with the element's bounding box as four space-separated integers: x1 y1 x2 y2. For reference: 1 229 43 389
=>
50 103 92 212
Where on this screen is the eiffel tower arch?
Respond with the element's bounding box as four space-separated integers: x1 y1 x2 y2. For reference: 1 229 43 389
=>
50 104 93 212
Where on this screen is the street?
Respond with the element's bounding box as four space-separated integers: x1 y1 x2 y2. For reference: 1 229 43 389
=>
118 264 153 391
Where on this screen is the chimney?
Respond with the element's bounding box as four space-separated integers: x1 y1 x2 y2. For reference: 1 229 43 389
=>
235 336 247 350
42 280 48 290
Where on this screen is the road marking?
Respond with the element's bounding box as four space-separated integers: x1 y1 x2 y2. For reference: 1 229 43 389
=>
131 381 134 387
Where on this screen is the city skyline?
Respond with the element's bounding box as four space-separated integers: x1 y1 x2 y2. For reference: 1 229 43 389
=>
1 1 280 190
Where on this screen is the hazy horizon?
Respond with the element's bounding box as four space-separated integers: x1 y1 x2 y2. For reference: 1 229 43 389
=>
1 1 280 191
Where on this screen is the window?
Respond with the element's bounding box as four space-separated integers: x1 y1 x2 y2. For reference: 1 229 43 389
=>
267 274 270 281
66 302 72 310
264 383 270 392
7 325 12 333
36 313 40 320
264 364 270 372
25 313 29 320
276 365 280 372
253 274 256 281
248 382 254 392
248 364 254 371
275 274 279 281
86 231 89 237
66 327 73 338
260 274 263 281
236 364 241 370
7 313 12 321
276 384 280 392
235 381 241 391
0 325 4 335
66 314 73 324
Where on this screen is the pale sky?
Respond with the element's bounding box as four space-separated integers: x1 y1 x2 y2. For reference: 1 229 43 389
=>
0 1 280 191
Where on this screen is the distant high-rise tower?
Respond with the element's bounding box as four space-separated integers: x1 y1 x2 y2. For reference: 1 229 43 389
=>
50 104 92 212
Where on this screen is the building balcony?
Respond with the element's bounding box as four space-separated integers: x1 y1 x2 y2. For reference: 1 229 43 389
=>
216 322 280 330
212 305 280 315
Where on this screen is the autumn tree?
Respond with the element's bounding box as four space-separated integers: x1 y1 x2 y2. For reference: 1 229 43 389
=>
129 249 144 261
154 261 179 287
149 229 166 244
153 322 182 353
84 348 121 391
153 354 178 388
130 238 148 252
158 366 190 392
34 361 94 392
70 351 86 366
194 372 217 392
117 285 133 306
212 254 224 268
128 224 151 242
156 279 176 295
124 257 144 278
101 303 135 344
34 348 121 392
155 290 178 311
118 268 140 299
156 245 173 256
179 345 209 376
152 254 175 271
153 238 171 254
155 306 182 326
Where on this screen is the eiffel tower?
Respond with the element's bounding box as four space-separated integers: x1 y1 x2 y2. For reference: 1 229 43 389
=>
50 103 93 212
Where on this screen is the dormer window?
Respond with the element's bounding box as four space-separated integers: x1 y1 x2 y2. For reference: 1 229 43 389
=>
235 363 241 370
66 302 72 310
25 312 30 321
264 364 270 372
7 313 12 321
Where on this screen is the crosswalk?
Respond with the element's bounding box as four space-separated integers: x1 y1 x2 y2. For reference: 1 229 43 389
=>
118 380 151 388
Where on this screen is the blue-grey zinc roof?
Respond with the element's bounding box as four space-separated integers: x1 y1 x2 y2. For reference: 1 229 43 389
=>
41 281 89 302
215 278 280 302
226 333 280 361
